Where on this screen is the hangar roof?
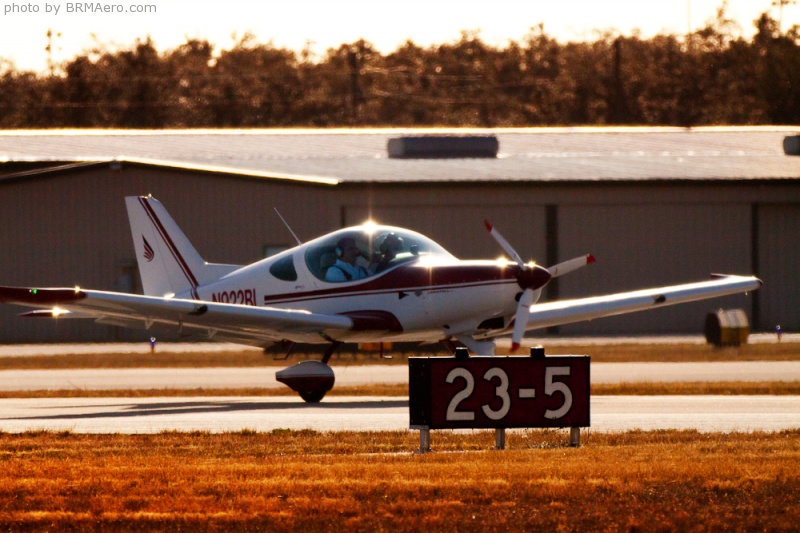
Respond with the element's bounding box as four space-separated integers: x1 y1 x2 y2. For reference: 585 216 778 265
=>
1 127 799 185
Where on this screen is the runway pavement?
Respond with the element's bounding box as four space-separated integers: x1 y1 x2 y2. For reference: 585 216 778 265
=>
1 395 798 434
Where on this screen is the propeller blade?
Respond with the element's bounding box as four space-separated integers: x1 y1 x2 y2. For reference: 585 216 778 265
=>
485 220 527 269
511 288 535 352
548 254 596 278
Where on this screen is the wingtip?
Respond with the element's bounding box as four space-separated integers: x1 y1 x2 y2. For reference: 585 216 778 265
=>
710 273 762 287
510 342 521 353
0 286 86 305
484 219 493 232
587 254 596 264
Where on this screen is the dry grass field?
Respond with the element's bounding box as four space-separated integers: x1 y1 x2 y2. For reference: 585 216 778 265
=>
1 429 798 531
1 340 798 530
1 381 800 399
1 340 798 370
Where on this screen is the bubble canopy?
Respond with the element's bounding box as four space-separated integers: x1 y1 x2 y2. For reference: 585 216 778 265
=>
304 224 454 282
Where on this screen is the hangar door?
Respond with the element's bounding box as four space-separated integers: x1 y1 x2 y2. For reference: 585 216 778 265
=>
758 204 800 331
344 205 547 261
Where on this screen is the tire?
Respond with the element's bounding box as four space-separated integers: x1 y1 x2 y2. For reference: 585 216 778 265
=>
299 390 327 403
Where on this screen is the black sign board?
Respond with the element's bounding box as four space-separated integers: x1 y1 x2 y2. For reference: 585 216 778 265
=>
409 355 590 429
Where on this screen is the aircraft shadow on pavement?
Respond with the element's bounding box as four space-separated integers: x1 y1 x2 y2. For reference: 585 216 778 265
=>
5 398 410 421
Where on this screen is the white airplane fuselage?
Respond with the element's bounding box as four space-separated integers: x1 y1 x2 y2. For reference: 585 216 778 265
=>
190 225 550 345
195 259 545 344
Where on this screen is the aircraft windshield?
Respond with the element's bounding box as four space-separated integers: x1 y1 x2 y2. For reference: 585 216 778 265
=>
305 225 451 282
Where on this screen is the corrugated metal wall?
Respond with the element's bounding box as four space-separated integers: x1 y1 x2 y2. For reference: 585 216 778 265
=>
557 203 753 334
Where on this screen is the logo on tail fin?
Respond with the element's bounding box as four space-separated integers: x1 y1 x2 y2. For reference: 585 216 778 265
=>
142 236 155 262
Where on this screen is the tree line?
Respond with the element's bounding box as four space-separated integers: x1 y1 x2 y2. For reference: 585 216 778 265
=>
1 10 799 128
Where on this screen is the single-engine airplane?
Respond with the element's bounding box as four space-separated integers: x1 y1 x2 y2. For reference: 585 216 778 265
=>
0 196 761 402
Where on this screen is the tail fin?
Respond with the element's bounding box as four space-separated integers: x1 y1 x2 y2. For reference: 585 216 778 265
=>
126 196 237 297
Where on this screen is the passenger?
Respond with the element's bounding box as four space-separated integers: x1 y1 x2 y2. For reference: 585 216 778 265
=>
325 237 369 282
374 232 404 273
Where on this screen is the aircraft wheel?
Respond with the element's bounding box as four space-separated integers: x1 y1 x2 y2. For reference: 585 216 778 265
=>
299 390 327 403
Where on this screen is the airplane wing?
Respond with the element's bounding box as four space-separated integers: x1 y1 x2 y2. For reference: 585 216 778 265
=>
517 275 762 332
0 286 398 346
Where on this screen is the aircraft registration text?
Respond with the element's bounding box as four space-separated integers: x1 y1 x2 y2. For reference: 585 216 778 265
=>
211 289 256 306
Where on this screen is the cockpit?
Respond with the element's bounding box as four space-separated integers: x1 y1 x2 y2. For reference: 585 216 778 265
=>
304 224 453 282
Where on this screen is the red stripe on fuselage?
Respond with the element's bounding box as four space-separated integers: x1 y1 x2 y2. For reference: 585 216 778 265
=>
139 197 199 291
261 262 548 306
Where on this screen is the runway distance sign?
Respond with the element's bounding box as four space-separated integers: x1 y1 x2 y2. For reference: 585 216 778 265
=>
409 355 590 430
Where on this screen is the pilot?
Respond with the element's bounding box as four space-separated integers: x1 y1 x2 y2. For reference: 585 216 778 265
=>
325 237 369 282
373 232 404 273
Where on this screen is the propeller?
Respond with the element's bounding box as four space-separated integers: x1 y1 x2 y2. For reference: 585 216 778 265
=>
485 220 595 352
485 220 538 352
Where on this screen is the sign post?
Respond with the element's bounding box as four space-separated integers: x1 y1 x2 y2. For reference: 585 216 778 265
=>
409 348 590 451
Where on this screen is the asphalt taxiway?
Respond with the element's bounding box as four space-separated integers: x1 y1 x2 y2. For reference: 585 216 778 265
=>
1 395 798 434
1 362 799 434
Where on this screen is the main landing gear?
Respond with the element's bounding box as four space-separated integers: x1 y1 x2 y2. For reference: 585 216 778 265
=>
274 342 341 403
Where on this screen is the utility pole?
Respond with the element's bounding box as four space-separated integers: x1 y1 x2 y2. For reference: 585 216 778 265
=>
347 46 361 124
45 29 61 77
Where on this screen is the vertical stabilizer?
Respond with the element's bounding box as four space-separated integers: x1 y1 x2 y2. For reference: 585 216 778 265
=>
125 196 207 297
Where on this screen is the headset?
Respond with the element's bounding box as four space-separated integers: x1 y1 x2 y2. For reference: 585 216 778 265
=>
335 238 354 258
379 232 402 254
